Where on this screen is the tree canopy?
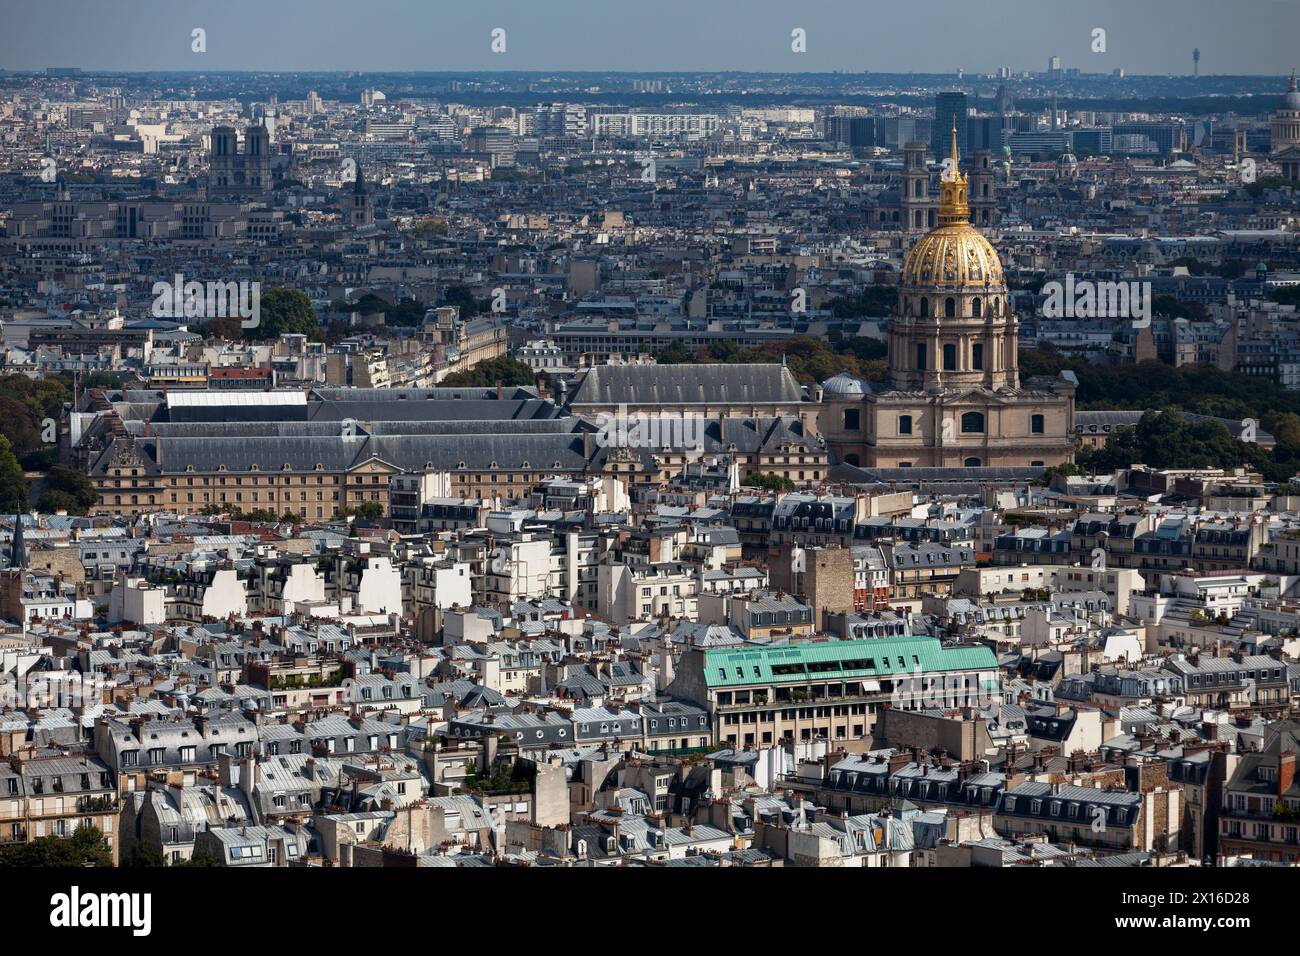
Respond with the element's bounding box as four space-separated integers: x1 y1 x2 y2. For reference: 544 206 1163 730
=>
440 356 536 389
251 288 321 341
0 824 113 867
37 465 98 515
0 436 29 514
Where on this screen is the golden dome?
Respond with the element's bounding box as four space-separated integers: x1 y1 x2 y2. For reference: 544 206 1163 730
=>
900 121 1005 291
901 224 1005 290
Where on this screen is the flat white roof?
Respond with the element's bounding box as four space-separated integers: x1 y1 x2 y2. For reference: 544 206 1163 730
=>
165 391 306 407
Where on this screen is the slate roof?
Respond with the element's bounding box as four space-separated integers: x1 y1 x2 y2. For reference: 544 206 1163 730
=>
569 363 805 407
91 432 603 476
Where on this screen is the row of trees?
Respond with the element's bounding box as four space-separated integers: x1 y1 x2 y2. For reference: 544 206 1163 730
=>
1023 347 1300 481
194 282 501 344
655 334 887 386
0 373 105 515
440 355 537 388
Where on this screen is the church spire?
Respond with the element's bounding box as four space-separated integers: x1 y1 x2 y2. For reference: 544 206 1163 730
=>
9 514 27 570
937 121 970 226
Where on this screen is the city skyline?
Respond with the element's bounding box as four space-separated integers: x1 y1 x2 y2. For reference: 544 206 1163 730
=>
1 0 1297 76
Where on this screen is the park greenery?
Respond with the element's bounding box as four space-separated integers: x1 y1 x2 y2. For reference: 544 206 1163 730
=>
440 355 537 388
742 472 797 492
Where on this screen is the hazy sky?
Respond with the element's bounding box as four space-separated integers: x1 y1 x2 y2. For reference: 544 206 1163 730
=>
1 0 1297 75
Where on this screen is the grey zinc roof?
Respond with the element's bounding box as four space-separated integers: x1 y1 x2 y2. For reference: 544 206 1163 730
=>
308 398 559 423
569 363 805 407
95 432 602 476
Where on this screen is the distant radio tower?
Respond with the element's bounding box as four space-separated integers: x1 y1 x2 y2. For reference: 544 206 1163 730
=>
1193 48 1200 76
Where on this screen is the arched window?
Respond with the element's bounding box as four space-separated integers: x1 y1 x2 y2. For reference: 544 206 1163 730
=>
992 297 1001 315
945 297 956 318
1031 414 1045 435
963 457 981 468
972 298 982 317
961 411 985 433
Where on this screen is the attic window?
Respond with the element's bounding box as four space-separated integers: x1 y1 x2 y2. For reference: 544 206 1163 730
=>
315 463 324 470
249 464 259 471
282 463 292 470
458 461 467 469
521 460 530 469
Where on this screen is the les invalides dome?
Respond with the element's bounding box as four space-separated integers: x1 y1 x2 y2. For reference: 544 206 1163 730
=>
816 124 1079 471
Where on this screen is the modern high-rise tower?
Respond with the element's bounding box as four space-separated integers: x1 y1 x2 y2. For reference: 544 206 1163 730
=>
932 91 968 165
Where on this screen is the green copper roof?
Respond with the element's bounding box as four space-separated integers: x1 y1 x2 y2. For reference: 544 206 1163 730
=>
702 637 997 688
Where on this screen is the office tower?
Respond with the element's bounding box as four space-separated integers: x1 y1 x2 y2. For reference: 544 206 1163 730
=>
968 115 1009 152
467 126 517 167
933 91 968 162
826 115 877 150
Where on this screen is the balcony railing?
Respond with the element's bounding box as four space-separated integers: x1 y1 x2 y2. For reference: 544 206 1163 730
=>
76 795 117 813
